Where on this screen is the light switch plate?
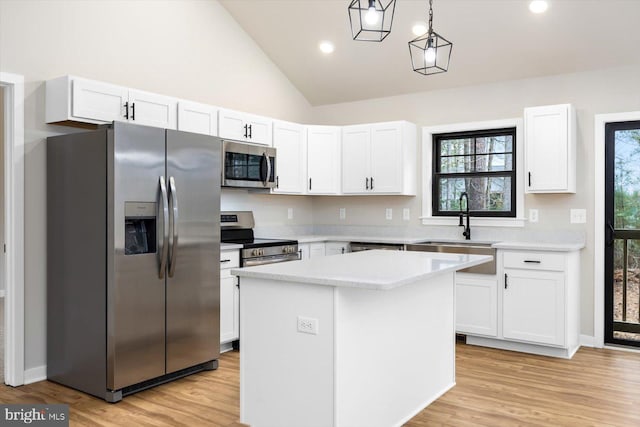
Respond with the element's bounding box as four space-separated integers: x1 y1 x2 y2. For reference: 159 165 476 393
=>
403 208 410 221
385 208 393 220
287 208 293 220
570 209 587 224
529 209 539 223
339 208 346 220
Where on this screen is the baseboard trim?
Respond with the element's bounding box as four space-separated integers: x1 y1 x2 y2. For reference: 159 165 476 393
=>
24 365 47 385
466 335 579 359
580 334 596 348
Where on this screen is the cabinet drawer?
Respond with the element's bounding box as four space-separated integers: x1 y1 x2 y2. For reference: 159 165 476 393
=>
220 250 240 269
503 251 565 271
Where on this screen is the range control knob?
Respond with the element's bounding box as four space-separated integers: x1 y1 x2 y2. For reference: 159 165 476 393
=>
252 249 259 256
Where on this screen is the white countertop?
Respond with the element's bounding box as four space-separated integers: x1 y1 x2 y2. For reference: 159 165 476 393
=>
232 250 493 291
290 235 584 252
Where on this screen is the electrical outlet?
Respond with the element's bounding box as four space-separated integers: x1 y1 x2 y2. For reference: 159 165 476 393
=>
287 208 293 220
529 209 539 223
385 208 393 220
570 209 586 224
403 208 410 221
297 316 319 335
339 208 346 220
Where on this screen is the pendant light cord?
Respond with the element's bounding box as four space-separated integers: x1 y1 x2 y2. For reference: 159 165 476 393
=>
428 0 434 33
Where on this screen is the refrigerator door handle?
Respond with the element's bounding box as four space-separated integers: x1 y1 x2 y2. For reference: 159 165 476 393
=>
158 176 169 279
168 176 179 278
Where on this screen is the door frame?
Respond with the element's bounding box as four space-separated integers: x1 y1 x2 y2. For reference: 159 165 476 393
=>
0 72 25 386
594 111 640 348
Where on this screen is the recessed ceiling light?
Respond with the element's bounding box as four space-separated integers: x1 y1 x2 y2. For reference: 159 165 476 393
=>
411 22 428 37
529 1 549 14
319 41 334 54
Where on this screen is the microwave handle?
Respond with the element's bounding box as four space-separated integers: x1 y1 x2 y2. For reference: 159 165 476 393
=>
261 152 271 187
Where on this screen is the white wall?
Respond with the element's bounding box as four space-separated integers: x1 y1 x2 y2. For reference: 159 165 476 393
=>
311 64 640 336
0 87 4 293
0 0 313 371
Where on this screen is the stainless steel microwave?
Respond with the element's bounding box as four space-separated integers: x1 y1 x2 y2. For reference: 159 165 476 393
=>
222 140 276 189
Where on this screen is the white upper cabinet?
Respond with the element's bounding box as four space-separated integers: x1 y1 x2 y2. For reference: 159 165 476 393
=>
128 89 177 129
342 121 416 195
306 126 341 195
218 108 272 146
46 75 178 129
177 100 218 136
272 120 306 194
524 104 576 193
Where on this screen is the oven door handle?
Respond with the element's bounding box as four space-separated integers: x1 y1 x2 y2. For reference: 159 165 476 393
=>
243 254 299 267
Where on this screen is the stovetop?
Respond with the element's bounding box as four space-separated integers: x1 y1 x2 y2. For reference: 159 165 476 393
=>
222 237 298 249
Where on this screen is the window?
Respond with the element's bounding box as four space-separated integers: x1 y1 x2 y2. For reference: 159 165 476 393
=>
432 127 516 217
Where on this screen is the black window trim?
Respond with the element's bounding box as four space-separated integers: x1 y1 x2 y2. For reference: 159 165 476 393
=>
432 127 517 218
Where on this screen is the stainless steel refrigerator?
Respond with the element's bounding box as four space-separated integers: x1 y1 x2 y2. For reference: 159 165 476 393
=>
47 122 221 402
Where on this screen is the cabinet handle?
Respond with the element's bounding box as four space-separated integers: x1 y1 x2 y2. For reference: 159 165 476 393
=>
341 247 345 254
131 102 135 121
276 176 279 189
309 178 312 191
504 273 508 289
248 124 253 139
124 102 129 119
298 249 303 260
371 176 374 190
221 259 231 263
243 124 248 139
366 177 369 190
523 260 541 264
528 172 532 187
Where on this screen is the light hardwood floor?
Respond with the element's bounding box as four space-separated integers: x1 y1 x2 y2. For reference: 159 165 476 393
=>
1 343 639 426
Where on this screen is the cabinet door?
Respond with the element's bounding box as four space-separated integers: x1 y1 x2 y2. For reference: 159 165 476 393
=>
307 126 341 194
298 244 310 260
341 125 371 194
525 105 572 193
325 241 349 256
455 275 497 337
218 109 272 145
129 89 178 129
310 243 326 258
272 121 305 194
72 78 128 123
245 115 273 146
370 123 403 193
218 109 246 141
220 274 240 343
503 268 565 346
178 101 218 136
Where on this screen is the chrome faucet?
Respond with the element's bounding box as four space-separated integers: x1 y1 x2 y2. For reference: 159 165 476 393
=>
459 192 471 240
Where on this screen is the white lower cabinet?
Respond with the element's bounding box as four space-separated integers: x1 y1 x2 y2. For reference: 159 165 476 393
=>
298 242 326 260
463 249 580 358
455 273 497 337
325 241 350 256
503 268 565 346
220 249 240 346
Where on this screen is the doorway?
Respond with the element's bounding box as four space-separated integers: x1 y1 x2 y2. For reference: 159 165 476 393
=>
605 121 640 347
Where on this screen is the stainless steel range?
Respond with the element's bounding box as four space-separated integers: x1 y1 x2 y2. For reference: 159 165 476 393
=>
221 211 299 266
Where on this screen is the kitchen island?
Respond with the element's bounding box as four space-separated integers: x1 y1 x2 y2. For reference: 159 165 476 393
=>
232 250 492 427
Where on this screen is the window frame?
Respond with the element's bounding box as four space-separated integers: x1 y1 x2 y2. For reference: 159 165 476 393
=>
421 118 525 228
432 127 517 218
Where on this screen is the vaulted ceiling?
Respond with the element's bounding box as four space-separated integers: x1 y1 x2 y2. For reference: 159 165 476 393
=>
220 0 640 106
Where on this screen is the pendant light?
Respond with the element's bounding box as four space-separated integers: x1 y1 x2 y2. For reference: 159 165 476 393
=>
348 0 397 42
408 0 453 75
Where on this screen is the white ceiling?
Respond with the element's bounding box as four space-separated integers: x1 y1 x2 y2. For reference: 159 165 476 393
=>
220 0 640 106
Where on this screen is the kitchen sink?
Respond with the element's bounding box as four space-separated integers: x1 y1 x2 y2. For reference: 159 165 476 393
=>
405 241 496 274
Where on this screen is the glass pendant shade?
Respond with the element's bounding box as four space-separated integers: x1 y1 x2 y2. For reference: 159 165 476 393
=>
348 0 397 42
408 30 453 75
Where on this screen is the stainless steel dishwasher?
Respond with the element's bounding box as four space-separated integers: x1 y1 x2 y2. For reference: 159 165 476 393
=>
405 241 496 274
349 242 405 252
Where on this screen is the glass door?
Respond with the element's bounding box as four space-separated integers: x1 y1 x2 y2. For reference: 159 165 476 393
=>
605 121 640 346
